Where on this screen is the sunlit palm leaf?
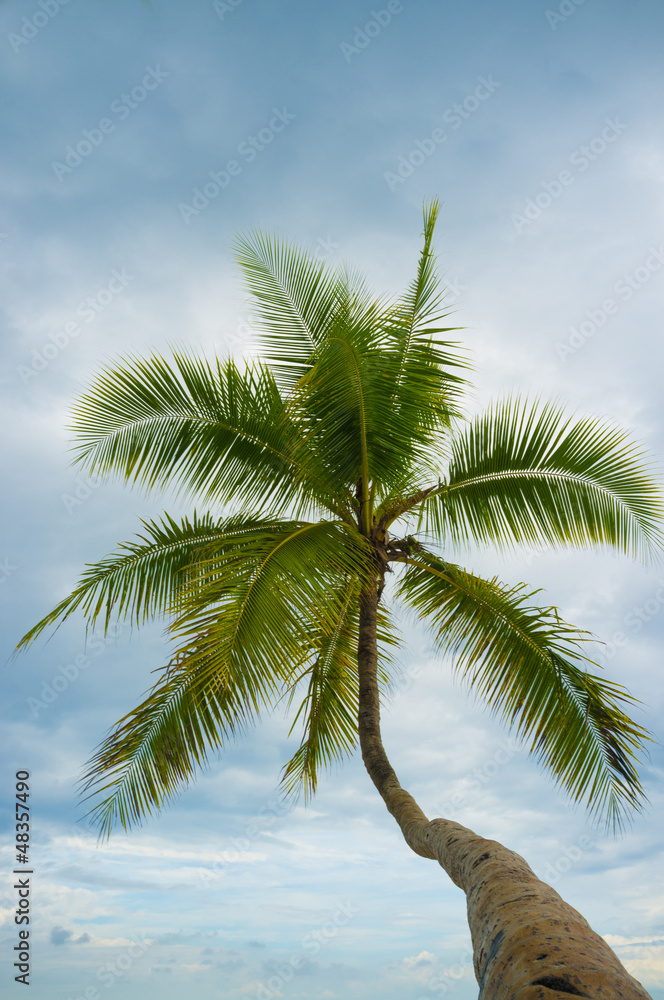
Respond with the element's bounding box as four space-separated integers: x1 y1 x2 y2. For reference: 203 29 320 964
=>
233 230 354 390
281 579 399 798
79 519 371 834
16 512 270 645
69 352 344 517
419 397 664 559
397 551 650 830
381 198 468 438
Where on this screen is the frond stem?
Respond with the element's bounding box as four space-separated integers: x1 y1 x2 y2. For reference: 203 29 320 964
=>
327 337 371 534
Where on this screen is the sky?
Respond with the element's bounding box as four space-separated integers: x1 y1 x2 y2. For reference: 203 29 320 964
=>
1 0 664 998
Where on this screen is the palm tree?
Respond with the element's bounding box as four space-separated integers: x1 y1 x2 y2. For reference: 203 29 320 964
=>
19 202 662 999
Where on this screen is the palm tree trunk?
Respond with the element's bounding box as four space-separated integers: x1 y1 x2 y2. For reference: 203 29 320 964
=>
357 585 652 1000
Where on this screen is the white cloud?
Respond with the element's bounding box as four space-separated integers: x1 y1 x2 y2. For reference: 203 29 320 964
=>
402 950 436 968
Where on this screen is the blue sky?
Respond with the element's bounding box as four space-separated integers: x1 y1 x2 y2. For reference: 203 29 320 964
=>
1 0 664 997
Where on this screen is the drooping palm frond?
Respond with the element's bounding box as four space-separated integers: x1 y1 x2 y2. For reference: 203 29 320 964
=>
79 649 251 838
419 397 664 559
16 512 271 647
397 551 651 830
281 578 399 799
79 518 372 834
280 583 362 800
68 352 347 518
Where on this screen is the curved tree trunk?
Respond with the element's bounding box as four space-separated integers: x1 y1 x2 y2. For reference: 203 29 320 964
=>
357 585 652 1000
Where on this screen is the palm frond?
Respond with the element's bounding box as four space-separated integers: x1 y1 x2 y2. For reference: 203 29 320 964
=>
15 512 288 648
233 229 357 390
397 551 651 830
80 519 371 834
79 650 252 838
280 583 362 799
396 199 447 334
69 352 346 518
381 198 469 431
171 520 371 685
280 581 399 799
419 397 664 559
297 302 458 506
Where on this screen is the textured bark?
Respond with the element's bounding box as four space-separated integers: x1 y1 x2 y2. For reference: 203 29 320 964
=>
357 583 652 1000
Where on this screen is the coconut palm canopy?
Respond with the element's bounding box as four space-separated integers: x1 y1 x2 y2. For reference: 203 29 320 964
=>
18 201 662 843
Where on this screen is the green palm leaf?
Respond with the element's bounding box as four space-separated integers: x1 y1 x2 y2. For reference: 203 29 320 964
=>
397 550 650 830
16 512 271 646
300 306 464 504
79 518 371 834
381 198 468 436
281 578 399 799
68 352 345 518
233 229 355 390
170 520 371 691
419 397 664 558
79 651 252 838
280 582 363 799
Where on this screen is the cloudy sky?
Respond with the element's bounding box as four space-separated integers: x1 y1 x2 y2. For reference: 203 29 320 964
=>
1 0 664 997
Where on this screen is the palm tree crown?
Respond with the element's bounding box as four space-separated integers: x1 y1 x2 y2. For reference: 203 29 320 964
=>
19 201 663 839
